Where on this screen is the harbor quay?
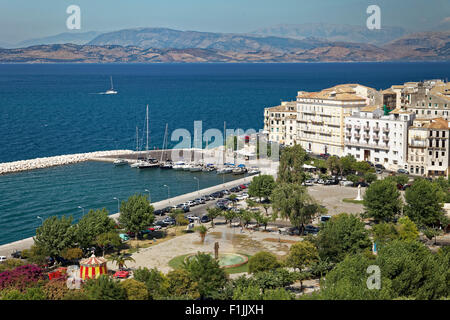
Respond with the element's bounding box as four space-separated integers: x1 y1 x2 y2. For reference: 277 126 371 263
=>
0 174 258 258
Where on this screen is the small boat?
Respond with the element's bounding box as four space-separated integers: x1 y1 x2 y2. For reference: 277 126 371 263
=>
113 159 128 166
137 158 159 169
172 161 185 170
189 164 203 172
182 163 192 171
105 76 117 95
232 167 247 175
216 167 233 174
160 161 173 169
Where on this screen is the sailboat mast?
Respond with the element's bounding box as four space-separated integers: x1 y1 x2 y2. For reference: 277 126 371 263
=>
161 123 168 162
110 76 114 90
146 104 149 153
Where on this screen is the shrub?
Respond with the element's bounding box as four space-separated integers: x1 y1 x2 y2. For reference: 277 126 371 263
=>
43 278 69 300
0 258 26 272
0 264 44 291
120 279 149 300
83 275 126 300
248 251 280 274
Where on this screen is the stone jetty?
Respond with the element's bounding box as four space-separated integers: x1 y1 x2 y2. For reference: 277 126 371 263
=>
0 150 133 175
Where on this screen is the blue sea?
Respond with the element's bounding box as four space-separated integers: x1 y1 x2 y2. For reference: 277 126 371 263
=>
0 62 449 245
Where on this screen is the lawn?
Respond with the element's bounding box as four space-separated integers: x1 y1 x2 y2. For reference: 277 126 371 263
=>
342 198 364 204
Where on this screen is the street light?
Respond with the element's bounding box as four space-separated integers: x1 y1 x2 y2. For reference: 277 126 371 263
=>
37 216 44 225
113 197 120 214
193 177 200 192
77 206 85 216
163 185 170 200
144 189 152 203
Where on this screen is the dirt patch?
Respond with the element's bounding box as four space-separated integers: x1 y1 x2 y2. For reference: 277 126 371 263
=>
263 238 299 244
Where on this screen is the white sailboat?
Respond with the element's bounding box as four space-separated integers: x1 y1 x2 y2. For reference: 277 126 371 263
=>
130 126 143 168
138 105 159 169
105 76 118 95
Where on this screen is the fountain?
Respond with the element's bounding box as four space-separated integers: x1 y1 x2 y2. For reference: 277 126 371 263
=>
185 252 248 269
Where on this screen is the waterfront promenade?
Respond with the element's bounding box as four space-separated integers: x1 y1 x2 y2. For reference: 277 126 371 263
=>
0 174 257 257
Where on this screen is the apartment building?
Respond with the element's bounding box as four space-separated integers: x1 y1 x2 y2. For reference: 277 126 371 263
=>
344 106 415 171
296 84 381 156
263 101 297 146
407 118 450 177
402 80 450 119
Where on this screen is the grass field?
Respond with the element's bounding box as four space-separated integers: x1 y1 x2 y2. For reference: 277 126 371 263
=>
342 198 364 204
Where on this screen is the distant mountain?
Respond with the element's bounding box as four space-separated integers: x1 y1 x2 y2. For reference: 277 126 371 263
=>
16 31 102 48
87 27 329 52
251 23 408 45
383 31 450 61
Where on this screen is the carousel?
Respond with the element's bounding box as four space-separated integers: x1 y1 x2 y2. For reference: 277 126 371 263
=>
79 254 108 280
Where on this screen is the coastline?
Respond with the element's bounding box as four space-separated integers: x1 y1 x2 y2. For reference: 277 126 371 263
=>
0 174 259 257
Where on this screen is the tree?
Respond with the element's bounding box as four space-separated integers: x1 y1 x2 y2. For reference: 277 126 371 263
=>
248 251 280 274
326 156 341 175
339 155 356 176
237 209 253 228
120 279 149 300
405 178 446 227
20 245 48 265
224 211 236 227
118 194 155 240
182 252 228 298
133 267 169 299
277 145 308 184
83 275 126 300
206 207 223 228
166 269 200 299
372 222 399 246
61 248 83 261
107 253 135 270
253 269 297 291
285 241 318 272
34 215 76 258
248 175 276 202
254 211 272 231
262 288 295 300
96 231 122 256
364 172 378 184
319 254 393 300
363 179 402 223
271 183 321 235
76 208 116 249
397 217 419 242
196 225 208 243
386 174 409 186
233 284 261 300
316 213 371 263
352 161 373 175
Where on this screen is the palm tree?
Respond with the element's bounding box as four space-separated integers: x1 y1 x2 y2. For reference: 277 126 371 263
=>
107 253 135 270
196 225 208 244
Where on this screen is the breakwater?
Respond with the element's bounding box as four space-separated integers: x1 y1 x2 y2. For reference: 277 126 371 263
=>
0 150 133 175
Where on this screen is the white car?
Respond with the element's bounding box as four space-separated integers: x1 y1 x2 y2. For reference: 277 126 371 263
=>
186 215 200 221
0 256 7 263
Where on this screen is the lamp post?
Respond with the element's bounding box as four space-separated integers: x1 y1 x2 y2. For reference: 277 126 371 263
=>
193 177 200 193
113 197 120 214
37 216 44 225
144 189 152 203
77 205 85 216
163 185 170 201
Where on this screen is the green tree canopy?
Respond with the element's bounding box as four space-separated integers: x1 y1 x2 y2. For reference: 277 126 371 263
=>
277 145 308 184
83 275 126 300
118 194 155 240
133 267 169 299
76 208 116 249
405 178 446 227
248 251 280 274
248 174 276 201
182 252 228 299
363 179 402 223
285 241 318 272
34 215 76 258
166 269 200 299
326 156 341 175
316 213 371 263
120 279 149 300
271 183 321 234
96 231 122 256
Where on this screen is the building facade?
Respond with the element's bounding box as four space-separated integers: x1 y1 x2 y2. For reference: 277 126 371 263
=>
264 101 297 146
344 106 415 171
296 84 381 156
406 118 450 177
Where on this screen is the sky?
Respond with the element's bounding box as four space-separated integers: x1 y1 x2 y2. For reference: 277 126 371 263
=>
0 0 448 43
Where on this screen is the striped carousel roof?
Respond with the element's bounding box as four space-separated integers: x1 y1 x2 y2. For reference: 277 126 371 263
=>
79 254 107 267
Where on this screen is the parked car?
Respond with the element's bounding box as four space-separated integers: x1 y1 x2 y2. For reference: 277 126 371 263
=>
11 250 22 259
375 168 383 174
153 209 163 216
303 180 314 186
397 168 409 175
113 270 130 279
324 179 339 185
200 215 211 223
320 215 331 223
340 180 354 187
182 205 190 213
239 184 247 189
194 198 206 205
155 220 168 228
0 256 7 263
375 164 385 170
163 217 176 225
304 225 320 234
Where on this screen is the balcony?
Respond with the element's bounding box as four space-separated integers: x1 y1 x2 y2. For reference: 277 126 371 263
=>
363 134 370 140
373 135 379 141
354 133 361 139
345 124 352 129
363 126 370 131
354 125 361 130
383 127 390 133
382 136 389 142
373 127 380 133
345 132 351 138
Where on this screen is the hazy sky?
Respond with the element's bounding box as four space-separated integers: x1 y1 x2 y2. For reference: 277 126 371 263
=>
0 0 448 43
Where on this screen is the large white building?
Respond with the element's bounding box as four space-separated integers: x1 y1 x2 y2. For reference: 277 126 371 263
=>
296 84 381 156
344 106 415 171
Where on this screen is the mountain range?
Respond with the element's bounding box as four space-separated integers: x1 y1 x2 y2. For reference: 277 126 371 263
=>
0 25 448 63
